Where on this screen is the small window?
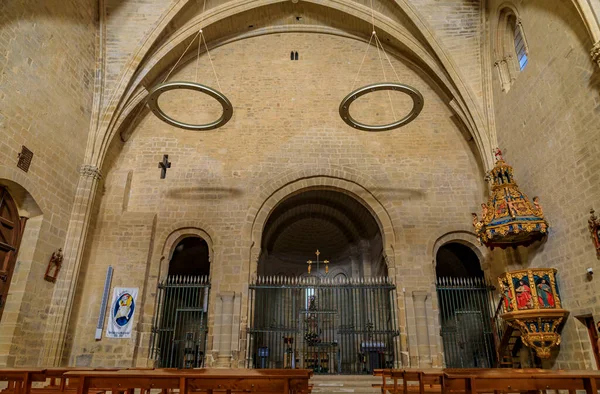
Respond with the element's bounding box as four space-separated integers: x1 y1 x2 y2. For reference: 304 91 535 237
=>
495 8 529 92
514 22 528 70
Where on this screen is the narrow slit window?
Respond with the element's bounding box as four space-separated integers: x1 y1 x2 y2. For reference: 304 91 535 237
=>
514 23 528 70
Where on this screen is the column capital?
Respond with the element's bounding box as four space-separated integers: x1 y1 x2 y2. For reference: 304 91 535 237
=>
79 164 103 180
412 290 429 300
591 40 600 68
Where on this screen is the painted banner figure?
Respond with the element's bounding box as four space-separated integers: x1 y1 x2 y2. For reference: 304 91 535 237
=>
106 287 138 338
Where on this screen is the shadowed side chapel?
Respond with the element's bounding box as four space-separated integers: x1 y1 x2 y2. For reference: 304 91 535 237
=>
1 0 600 380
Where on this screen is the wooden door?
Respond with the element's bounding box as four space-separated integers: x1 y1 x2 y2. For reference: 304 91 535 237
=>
584 316 600 369
0 186 25 321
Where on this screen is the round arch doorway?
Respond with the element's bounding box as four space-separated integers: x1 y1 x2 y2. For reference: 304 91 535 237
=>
152 236 211 369
435 242 495 368
249 189 399 374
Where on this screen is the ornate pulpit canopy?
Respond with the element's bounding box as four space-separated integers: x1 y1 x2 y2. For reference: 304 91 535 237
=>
472 149 549 249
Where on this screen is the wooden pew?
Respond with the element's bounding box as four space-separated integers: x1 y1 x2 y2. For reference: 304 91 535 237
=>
0 369 46 394
373 369 393 394
389 370 442 394
443 369 600 394
64 368 313 394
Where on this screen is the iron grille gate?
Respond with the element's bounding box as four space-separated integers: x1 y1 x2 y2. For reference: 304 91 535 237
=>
150 275 210 368
247 276 400 374
436 277 496 368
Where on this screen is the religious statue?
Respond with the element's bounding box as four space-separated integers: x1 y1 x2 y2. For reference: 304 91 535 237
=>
44 248 63 283
481 203 489 221
536 279 555 308
472 213 483 233
515 280 533 309
500 280 514 312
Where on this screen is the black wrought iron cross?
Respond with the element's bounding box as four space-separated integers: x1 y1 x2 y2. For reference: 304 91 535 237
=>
158 154 171 179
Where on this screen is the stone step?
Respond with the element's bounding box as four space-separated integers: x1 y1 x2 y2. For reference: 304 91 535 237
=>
310 375 383 394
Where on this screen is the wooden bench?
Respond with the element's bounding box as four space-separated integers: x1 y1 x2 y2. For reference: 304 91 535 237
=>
443 369 600 394
373 369 393 394
0 369 47 394
372 369 442 394
64 368 313 394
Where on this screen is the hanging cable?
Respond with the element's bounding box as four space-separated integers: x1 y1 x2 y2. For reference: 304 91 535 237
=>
147 0 233 131
339 1 424 132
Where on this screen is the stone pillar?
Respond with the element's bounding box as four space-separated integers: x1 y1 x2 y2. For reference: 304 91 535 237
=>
42 164 102 366
213 291 239 367
412 290 432 367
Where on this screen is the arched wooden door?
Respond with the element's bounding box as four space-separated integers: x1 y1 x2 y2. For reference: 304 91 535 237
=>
0 186 26 322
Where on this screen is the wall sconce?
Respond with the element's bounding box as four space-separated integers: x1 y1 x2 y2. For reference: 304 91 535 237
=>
44 248 63 283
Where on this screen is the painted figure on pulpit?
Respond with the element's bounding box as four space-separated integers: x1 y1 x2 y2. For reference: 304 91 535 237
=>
536 279 555 308
515 280 533 309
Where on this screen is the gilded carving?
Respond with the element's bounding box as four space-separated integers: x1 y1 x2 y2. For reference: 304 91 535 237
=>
472 149 549 249
497 268 568 359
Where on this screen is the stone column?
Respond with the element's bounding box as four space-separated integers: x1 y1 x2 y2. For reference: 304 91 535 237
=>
213 291 236 367
412 290 432 367
42 164 102 366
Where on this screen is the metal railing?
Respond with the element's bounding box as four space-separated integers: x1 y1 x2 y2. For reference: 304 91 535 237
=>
436 276 496 368
246 275 400 374
150 275 210 368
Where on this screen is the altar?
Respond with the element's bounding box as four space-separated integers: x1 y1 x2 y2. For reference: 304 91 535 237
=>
302 343 340 374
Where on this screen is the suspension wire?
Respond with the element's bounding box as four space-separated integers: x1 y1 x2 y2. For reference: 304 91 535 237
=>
351 32 375 91
195 0 207 83
163 0 222 92
162 29 202 83
374 33 401 82
348 1 404 124
195 30 203 83
201 32 222 91
370 0 376 33
374 32 397 122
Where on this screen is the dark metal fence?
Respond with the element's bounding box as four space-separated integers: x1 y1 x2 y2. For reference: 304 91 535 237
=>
436 277 496 368
247 276 399 374
150 275 210 368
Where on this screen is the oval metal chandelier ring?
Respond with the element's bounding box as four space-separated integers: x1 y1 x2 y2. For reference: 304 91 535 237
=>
339 83 424 132
147 81 233 131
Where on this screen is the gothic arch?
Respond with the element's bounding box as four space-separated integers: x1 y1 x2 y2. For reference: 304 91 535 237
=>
493 2 529 92
91 0 494 175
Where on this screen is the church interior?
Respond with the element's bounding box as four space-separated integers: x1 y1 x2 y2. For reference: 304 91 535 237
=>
1 0 600 388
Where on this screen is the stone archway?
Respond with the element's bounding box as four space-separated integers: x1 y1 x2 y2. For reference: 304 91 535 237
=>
432 233 496 369
0 178 44 367
257 188 385 279
246 185 400 373
244 172 399 283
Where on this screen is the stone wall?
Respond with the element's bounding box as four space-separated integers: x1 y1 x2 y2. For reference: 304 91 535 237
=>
488 0 600 369
0 0 97 366
67 32 486 368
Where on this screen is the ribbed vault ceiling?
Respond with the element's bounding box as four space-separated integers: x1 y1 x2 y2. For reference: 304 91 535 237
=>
262 189 380 263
